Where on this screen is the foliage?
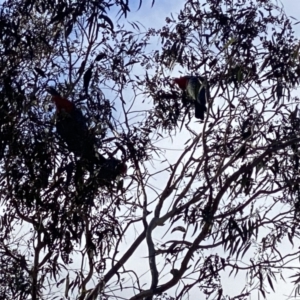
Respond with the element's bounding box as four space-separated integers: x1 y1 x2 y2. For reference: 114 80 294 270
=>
1 0 300 299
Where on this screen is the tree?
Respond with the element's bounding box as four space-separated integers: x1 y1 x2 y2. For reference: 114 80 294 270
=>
1 0 300 299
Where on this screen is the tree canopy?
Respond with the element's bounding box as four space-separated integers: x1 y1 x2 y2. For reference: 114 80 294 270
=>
1 0 300 299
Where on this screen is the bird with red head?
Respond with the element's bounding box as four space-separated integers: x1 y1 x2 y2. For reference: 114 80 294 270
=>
173 76 208 120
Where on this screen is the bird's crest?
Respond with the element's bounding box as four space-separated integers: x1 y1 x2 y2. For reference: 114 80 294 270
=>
173 77 188 90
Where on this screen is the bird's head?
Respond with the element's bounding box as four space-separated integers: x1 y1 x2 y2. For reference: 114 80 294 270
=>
46 86 74 113
173 77 188 90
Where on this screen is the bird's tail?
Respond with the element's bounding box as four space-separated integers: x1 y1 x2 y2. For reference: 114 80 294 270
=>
195 103 207 120
95 156 127 186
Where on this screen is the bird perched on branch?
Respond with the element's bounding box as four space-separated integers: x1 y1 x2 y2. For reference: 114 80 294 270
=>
47 87 128 184
173 76 208 120
46 86 99 162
